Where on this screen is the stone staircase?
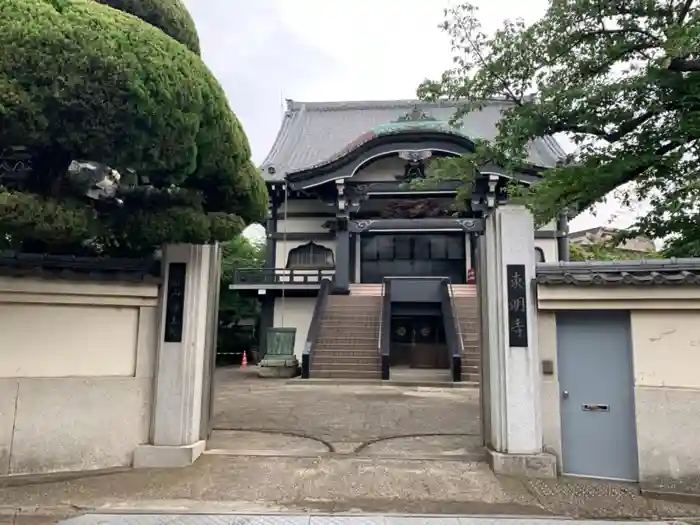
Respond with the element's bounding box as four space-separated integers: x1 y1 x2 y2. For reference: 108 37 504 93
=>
348 283 383 296
309 286 382 379
451 285 481 384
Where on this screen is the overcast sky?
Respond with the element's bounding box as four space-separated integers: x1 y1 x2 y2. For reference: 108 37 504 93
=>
183 0 639 233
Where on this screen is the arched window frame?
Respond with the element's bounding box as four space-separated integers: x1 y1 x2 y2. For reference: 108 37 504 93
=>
286 241 335 269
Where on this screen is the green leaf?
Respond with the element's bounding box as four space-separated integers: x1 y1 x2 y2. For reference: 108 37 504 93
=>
422 0 700 255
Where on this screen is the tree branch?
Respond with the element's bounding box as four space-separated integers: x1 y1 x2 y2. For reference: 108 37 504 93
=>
668 57 700 71
549 111 657 143
576 28 663 45
574 140 685 212
453 16 523 104
678 0 695 23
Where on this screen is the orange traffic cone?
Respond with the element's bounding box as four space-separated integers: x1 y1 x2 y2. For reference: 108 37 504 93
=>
241 351 248 369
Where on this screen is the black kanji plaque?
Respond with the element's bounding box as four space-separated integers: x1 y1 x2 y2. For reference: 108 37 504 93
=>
164 262 187 343
506 264 528 347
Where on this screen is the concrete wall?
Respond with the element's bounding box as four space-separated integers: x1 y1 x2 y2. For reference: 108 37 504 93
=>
537 286 700 488
273 297 316 361
0 277 158 476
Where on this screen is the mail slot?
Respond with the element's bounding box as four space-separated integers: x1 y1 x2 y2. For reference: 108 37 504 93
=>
582 403 610 412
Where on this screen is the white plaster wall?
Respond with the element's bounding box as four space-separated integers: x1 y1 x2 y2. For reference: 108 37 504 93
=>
0 304 139 378
0 278 158 476
539 219 557 231
631 311 700 389
537 296 700 487
276 217 330 233
538 312 562 465
535 238 557 263
631 310 700 488
351 156 407 182
273 297 316 361
464 234 473 272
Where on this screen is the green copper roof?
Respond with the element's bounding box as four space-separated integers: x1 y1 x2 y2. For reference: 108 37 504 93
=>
260 99 568 180
371 119 470 138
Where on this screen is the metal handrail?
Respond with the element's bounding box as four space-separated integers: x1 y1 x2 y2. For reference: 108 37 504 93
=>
379 278 392 380
301 278 332 379
232 267 335 285
447 280 465 357
377 279 385 351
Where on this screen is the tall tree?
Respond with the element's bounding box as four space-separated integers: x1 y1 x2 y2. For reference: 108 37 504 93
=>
217 235 265 362
419 0 700 255
569 241 658 261
0 0 266 256
219 235 265 324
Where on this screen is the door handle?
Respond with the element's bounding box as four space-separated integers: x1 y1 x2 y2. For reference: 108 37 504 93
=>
562 390 569 399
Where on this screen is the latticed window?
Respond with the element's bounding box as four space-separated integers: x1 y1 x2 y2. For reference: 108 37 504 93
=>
286 242 335 269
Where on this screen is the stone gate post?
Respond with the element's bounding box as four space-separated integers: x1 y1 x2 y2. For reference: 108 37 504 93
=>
481 205 557 477
134 244 217 468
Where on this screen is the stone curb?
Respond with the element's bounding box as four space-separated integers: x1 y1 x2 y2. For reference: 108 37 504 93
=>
643 488 700 505
287 378 479 388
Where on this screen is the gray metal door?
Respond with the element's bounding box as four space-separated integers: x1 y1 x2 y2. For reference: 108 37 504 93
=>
557 311 639 481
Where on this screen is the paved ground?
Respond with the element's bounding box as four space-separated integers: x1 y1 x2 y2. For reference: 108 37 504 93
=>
54 515 700 525
2 368 700 523
212 368 481 447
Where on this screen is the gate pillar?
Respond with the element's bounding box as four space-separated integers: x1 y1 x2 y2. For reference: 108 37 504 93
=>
134 244 219 468
479 205 557 477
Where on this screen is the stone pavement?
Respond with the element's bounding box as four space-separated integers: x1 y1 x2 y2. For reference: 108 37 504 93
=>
211 368 481 445
54 515 700 525
2 370 700 523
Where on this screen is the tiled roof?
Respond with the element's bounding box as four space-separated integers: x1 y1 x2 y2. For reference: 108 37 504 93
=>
0 252 161 282
536 259 700 286
261 99 568 181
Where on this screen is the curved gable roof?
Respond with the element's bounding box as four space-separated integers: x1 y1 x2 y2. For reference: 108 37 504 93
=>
261 99 567 182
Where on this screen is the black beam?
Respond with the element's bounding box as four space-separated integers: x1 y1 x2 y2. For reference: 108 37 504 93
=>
270 232 335 241
557 212 570 261
350 218 485 234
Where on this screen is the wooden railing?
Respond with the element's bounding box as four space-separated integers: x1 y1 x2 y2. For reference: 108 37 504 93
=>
232 267 335 286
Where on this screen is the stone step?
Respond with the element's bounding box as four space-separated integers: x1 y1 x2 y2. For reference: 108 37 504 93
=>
315 345 378 352
312 354 380 363
328 296 382 303
316 335 378 344
319 320 381 327
456 310 479 317
322 312 381 319
326 303 382 309
314 326 379 338
312 362 380 372
313 349 381 358
319 317 381 325
311 370 382 379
